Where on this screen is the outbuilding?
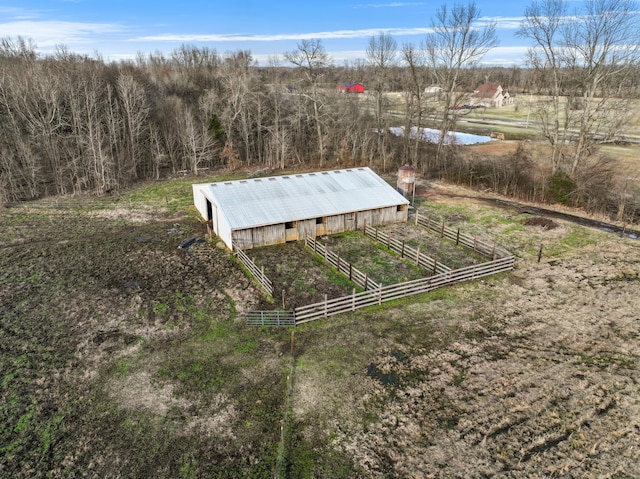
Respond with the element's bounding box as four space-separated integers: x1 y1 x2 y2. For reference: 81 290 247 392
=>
336 82 365 93
192 167 410 250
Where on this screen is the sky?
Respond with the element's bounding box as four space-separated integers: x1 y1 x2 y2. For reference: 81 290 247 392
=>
0 1 544 66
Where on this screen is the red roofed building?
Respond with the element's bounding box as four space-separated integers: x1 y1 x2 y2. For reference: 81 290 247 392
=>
336 82 365 93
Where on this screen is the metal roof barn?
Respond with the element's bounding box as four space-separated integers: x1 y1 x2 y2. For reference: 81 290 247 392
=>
193 167 410 250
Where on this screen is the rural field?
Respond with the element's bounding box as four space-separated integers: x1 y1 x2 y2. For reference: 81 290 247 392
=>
1 173 639 478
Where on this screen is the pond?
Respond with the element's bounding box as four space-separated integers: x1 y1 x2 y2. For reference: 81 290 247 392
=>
388 126 493 145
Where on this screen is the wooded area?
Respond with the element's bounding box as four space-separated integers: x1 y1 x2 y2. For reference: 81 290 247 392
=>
1 1 640 222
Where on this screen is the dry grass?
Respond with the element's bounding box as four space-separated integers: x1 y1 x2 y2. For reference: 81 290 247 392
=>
286 185 640 478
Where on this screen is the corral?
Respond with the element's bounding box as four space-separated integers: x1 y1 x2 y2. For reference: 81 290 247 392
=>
238 210 515 326
192 167 410 250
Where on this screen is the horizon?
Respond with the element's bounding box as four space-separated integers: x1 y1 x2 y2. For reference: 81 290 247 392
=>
0 0 554 66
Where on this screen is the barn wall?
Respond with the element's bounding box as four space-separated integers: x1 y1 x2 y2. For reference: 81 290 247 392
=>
326 214 345 234
298 219 316 241
192 185 209 220
232 229 254 250
254 224 286 247
231 206 407 250
215 211 233 249
344 212 357 231
193 186 235 249
236 224 286 249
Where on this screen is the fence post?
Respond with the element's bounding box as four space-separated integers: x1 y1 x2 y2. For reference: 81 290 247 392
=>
538 244 543 263
401 240 405 258
473 236 477 252
352 288 355 311
441 220 445 238
492 243 497 261
349 263 352 281
375 228 378 242
365 274 369 290
415 211 419 226
378 284 382 305
416 247 420 266
324 294 328 317
456 228 460 245
428 216 431 231
433 257 438 275
387 233 390 249
282 289 286 309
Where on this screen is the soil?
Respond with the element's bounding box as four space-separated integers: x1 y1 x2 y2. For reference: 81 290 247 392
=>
2 183 639 478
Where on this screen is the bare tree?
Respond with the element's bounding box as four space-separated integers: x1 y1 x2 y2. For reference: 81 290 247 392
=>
116 70 149 182
401 42 429 169
563 0 640 176
425 2 498 165
284 39 330 166
367 32 397 171
518 0 640 177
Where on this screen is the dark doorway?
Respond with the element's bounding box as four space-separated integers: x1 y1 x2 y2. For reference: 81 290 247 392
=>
206 199 213 225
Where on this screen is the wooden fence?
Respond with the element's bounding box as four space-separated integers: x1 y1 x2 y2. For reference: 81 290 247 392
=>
244 254 515 325
244 215 516 326
415 212 511 260
233 242 273 296
364 224 451 275
305 235 381 290
293 254 515 324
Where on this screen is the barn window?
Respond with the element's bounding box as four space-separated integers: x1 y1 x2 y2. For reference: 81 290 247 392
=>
315 217 324 225
397 204 408 212
285 221 295 229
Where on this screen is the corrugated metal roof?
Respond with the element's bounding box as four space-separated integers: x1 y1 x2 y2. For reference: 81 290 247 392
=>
196 167 409 230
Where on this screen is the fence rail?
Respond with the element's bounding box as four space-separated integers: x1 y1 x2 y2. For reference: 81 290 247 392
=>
233 242 273 296
245 216 516 326
245 310 295 326
364 225 451 274
245 254 515 325
415 212 511 259
293 254 515 324
305 235 381 290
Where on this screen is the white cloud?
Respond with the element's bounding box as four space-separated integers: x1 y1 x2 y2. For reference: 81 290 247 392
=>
0 20 123 47
133 27 434 43
480 16 525 30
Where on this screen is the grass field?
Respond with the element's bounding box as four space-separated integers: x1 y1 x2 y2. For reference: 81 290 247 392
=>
1 175 639 478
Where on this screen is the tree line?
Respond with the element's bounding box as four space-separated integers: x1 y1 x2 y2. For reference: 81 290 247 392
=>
1 1 639 222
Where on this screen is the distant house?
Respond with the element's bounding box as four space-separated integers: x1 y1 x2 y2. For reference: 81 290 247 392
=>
424 85 443 96
470 82 512 108
336 82 365 93
192 167 409 250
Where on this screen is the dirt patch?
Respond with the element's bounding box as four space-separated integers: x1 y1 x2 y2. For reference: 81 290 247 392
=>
523 216 560 230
